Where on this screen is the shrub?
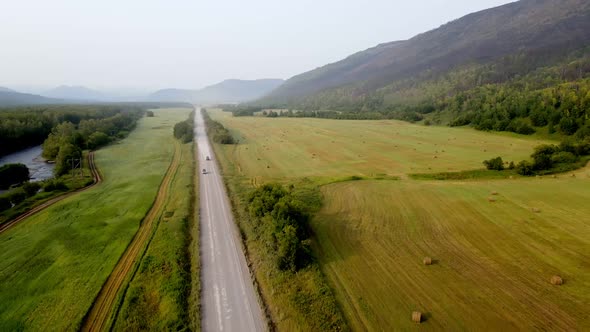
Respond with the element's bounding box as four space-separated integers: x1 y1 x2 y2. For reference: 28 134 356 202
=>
483 157 504 170
516 160 535 176
43 179 68 192
508 161 516 169
8 189 27 205
0 163 29 189
0 196 11 212
551 151 578 164
145 110 155 117
87 131 110 150
531 144 559 170
22 182 41 197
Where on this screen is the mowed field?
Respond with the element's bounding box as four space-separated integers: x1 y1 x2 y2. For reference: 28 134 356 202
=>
209 109 590 331
0 108 191 331
315 174 590 331
209 109 549 180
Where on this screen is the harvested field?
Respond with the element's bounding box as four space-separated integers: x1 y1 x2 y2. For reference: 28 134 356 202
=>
313 179 590 331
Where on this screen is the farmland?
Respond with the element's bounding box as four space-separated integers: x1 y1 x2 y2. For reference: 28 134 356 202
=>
0 107 192 331
209 110 549 180
207 109 590 330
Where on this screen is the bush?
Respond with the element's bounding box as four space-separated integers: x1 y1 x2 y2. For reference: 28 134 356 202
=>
0 196 11 212
43 179 68 192
0 163 29 190
8 189 27 205
551 151 578 164
531 144 558 170
483 157 504 170
146 110 155 117
87 131 110 150
516 160 535 176
508 161 516 169
22 182 42 197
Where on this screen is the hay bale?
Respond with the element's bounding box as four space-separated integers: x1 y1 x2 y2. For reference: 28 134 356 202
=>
552 175 557 178
571 173 576 178
490 191 499 195
487 197 497 202
423 257 432 265
509 176 514 179
433 156 438 159
531 207 541 213
412 311 422 323
550 275 563 285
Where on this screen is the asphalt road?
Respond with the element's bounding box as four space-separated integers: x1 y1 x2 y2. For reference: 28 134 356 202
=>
195 108 266 332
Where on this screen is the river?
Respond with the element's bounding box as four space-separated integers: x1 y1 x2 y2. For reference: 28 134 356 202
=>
0 145 55 183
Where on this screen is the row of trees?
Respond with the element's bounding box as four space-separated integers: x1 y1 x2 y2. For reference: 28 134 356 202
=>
484 138 590 176
202 109 235 144
247 184 311 272
0 105 145 158
173 112 194 143
41 108 143 175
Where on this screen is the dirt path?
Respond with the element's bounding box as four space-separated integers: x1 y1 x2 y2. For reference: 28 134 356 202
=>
81 141 182 332
0 151 102 235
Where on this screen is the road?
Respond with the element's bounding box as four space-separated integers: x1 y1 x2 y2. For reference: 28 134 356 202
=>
195 108 266 332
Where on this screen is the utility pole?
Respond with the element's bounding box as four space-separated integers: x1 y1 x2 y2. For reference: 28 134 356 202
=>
68 158 82 179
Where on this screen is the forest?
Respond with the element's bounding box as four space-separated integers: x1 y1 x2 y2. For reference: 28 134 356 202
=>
231 50 590 140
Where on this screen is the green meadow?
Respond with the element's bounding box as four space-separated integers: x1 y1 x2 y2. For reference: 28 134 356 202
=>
0 108 191 331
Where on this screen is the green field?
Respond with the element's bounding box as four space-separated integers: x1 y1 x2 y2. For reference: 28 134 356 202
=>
209 109 590 331
114 137 198 331
0 108 191 331
210 110 550 180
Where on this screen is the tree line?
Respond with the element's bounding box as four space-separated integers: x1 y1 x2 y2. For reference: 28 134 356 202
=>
173 111 195 143
202 109 235 144
247 183 312 272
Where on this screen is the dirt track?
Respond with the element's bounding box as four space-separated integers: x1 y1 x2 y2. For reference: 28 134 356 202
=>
81 141 182 332
0 151 102 234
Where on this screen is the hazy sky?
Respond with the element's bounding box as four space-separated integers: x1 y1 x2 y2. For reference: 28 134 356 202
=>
1 0 515 92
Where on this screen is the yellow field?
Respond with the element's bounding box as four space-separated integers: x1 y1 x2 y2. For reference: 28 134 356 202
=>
210 110 549 180
208 109 590 330
315 171 590 331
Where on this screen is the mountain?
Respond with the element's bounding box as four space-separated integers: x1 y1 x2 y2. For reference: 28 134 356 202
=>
0 87 15 93
149 79 284 103
43 85 106 101
259 0 590 108
0 90 63 106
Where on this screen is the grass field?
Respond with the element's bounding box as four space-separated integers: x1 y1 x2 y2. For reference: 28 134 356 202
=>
209 109 550 180
208 109 590 331
314 172 590 331
0 108 191 331
114 139 197 331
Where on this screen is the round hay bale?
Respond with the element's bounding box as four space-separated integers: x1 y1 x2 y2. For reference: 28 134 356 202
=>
509 176 514 179
423 257 432 265
571 173 576 178
550 275 563 285
412 311 422 323
552 175 557 178
491 191 499 196
531 207 541 213
487 197 497 202
433 156 438 159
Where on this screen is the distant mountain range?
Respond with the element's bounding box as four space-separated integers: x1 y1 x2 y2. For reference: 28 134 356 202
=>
258 0 590 109
0 90 63 106
0 78 285 107
148 79 284 103
41 85 107 101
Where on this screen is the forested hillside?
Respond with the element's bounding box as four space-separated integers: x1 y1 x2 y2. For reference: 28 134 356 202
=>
250 0 590 138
